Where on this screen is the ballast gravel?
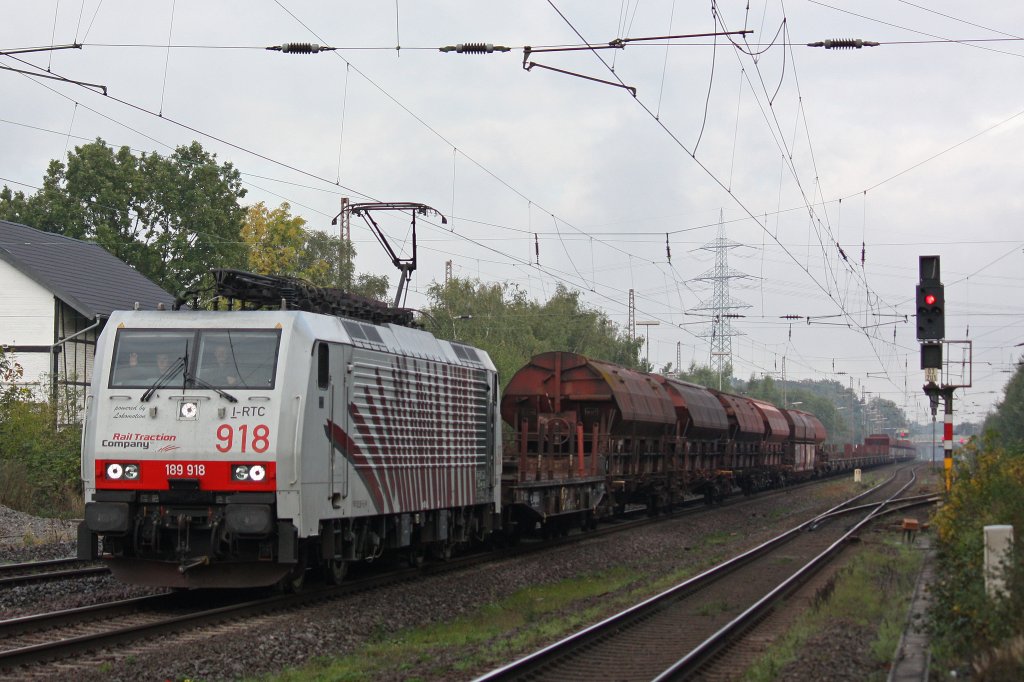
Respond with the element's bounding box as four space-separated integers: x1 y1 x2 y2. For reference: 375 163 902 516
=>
0 472 923 682
0 508 161 621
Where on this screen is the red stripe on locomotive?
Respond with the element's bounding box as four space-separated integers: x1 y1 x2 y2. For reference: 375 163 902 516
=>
95 459 276 491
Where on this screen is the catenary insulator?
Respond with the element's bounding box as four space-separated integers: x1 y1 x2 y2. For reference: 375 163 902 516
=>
807 38 879 49
281 42 320 54
439 43 511 54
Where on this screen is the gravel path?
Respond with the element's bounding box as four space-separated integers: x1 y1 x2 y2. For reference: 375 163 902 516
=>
0 468 926 681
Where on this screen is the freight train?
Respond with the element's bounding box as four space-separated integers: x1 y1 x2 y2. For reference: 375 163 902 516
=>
78 271 914 589
499 351 914 536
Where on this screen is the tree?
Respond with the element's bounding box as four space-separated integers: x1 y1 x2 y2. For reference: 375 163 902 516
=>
0 138 247 296
530 284 642 369
240 201 390 302
136 141 248 294
241 202 307 276
984 359 1024 449
745 374 782 404
679 361 732 390
1 145 158 275
420 277 640 389
299 229 389 301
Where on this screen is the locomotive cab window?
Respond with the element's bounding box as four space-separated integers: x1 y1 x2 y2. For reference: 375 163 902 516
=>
110 328 281 390
109 330 193 388
195 330 281 389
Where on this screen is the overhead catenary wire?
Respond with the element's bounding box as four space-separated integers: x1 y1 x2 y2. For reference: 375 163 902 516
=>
807 0 1024 59
2 5 1014 413
543 0 917 397
5 34 1022 55
543 2 862 325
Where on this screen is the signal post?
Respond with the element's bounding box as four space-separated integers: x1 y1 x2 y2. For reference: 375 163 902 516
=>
916 255 970 494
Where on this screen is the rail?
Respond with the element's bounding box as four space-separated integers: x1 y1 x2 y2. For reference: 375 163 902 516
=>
0 558 108 587
473 466 931 681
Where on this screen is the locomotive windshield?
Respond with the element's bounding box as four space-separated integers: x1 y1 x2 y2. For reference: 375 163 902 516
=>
110 329 281 390
109 330 190 388
194 330 280 389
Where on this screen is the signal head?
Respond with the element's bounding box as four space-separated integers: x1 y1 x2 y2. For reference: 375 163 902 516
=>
916 283 945 340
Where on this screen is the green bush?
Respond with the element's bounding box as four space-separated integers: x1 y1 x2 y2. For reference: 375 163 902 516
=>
929 437 1024 678
0 351 82 517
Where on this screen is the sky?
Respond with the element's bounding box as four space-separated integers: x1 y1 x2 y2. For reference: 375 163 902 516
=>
2 1 1023 427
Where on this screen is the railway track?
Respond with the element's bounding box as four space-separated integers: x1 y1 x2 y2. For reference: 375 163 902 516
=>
0 510 659 673
0 558 108 587
0 466 908 677
474 465 938 682
0 495 732 675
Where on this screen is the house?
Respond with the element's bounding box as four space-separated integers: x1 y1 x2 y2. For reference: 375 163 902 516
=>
0 220 175 421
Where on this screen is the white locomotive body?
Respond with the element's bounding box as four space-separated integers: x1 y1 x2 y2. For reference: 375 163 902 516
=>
79 309 501 588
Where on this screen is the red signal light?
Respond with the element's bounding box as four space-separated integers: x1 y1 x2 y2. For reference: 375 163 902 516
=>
924 293 937 306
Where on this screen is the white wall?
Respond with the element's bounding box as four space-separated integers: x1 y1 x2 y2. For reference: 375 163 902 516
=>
0 258 55 389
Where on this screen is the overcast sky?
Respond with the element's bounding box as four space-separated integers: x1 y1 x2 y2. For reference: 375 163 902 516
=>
3 1 1023 425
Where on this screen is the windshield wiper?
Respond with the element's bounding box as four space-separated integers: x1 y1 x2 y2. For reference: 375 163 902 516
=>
184 366 239 403
140 356 186 402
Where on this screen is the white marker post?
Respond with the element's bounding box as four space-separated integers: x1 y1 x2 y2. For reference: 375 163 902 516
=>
984 525 1014 600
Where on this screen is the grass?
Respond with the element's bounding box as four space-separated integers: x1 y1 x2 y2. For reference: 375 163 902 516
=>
741 539 924 682
701 530 734 547
259 567 641 682
696 598 732 616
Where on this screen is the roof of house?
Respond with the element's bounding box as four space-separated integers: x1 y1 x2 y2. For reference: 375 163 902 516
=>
0 220 175 319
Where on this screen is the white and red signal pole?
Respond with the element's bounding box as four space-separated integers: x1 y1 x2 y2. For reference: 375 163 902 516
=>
917 255 973 494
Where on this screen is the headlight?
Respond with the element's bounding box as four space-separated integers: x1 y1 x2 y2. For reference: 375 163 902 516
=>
179 401 198 419
232 464 268 482
106 463 140 480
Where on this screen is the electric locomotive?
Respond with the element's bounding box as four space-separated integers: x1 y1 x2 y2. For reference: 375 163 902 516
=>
78 274 501 589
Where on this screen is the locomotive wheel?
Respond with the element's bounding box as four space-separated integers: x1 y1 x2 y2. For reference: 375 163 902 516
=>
432 541 453 562
325 558 347 585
